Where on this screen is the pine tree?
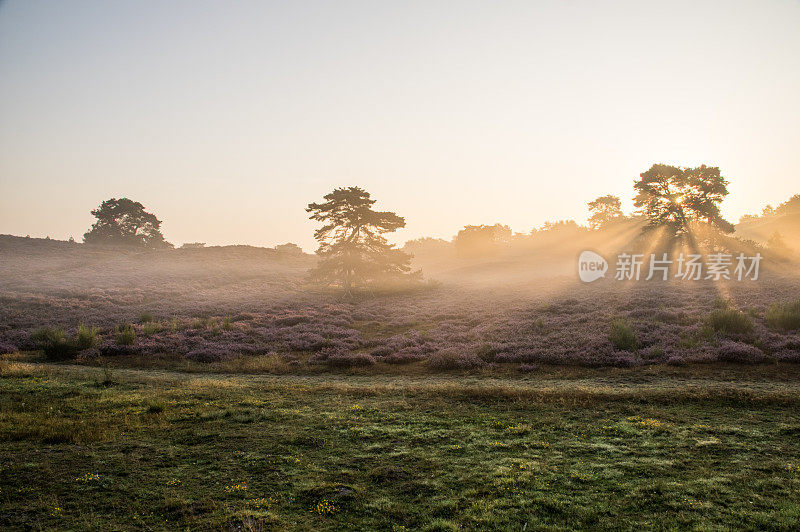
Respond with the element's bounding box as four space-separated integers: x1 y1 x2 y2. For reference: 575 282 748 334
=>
306 187 420 291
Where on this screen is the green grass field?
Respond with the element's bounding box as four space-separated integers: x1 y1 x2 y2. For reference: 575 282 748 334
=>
2 360 800 530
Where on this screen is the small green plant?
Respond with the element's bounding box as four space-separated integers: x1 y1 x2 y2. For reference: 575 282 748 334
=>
609 319 637 351
141 321 163 335
32 327 77 360
116 324 136 346
222 316 233 331
32 326 65 345
139 312 155 323
707 308 754 335
75 325 100 350
765 300 800 331
190 317 207 329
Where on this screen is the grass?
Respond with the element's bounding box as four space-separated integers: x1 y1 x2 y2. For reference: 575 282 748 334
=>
116 324 136 346
141 321 163 335
766 299 800 331
2 361 800 530
609 318 638 351
76 325 101 350
707 308 755 335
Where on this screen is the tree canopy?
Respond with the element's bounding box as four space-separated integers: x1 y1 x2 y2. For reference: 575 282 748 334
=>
83 198 172 248
454 224 511 257
587 195 624 229
633 164 734 235
306 187 420 291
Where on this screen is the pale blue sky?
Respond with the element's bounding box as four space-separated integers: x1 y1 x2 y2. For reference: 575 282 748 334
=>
1 0 799 250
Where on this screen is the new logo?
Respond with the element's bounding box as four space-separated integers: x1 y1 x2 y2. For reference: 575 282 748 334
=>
578 250 608 282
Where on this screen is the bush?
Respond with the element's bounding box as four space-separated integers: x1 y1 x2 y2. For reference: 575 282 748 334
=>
0 341 17 355
609 319 637 351
715 340 765 364
428 348 484 370
116 324 136 346
707 309 754 335
765 300 800 331
139 312 155 323
369 346 394 358
326 352 376 368
32 327 77 360
75 325 100 350
141 321 163 335
222 316 233 331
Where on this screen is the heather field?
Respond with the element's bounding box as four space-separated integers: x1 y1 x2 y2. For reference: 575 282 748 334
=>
1 235 799 371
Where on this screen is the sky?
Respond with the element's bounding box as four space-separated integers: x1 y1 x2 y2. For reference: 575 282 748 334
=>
1 0 799 251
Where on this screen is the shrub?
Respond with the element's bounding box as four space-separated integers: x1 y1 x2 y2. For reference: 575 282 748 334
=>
765 300 800 331
715 340 765 364
139 312 155 323
288 333 328 351
207 319 221 336
476 343 504 362
326 352 376 368
0 341 17 355
369 346 394 357
609 319 637 351
32 327 77 360
75 325 100 350
141 321 163 335
222 316 233 331
116 324 136 346
707 309 754 335
428 348 484 370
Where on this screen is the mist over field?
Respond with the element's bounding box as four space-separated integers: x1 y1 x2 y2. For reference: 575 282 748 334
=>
2 207 800 371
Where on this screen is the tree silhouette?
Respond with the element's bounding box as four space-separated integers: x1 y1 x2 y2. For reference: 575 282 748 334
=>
587 195 623 229
633 164 734 235
454 224 511 257
83 198 172 248
306 187 420 291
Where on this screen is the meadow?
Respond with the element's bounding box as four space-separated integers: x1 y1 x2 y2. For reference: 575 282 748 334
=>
2 361 800 530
